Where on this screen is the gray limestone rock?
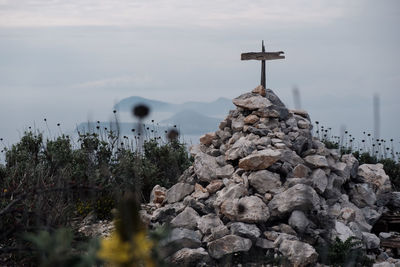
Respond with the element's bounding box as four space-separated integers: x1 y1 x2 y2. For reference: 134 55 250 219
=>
221 196 270 223
225 136 256 161
231 114 245 132
288 210 311 234
358 163 392 194
210 225 230 241
324 173 345 201
214 183 247 210
362 232 380 249
332 161 351 181
193 152 220 182
171 207 200 230
341 200 373 232
265 88 285 106
379 232 393 239
216 129 232 143
279 223 297 235
215 164 235 179
293 135 312 155
194 152 234 182
183 196 210 215
161 228 202 255
169 247 211 267
350 183 377 208
362 206 382 225
149 185 167 204
292 163 311 178
340 207 356 223
166 183 195 204
207 235 252 259
280 149 305 167
304 155 329 168
206 180 224 194
152 202 186 223
348 221 363 239
255 238 275 249
284 178 313 189
278 239 318 267
373 263 396 267
248 170 282 194
230 222 261 239
232 92 272 110
197 214 224 235
311 168 328 194
268 184 320 217
199 132 216 146
238 149 281 171
298 119 311 129
334 220 355 241
245 126 270 136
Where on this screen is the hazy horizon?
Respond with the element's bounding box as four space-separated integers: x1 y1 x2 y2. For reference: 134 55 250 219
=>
1 0 399 151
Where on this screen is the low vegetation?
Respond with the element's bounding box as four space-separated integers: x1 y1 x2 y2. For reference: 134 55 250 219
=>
0 108 191 265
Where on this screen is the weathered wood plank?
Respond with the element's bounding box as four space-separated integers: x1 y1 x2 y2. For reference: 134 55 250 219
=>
241 52 285 61
381 239 400 248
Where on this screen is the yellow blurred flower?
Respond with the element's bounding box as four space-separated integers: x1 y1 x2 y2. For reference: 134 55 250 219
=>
3 189 7 193
97 230 155 267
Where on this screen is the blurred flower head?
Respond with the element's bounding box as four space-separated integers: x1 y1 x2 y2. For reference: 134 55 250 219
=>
132 104 150 119
97 230 154 266
167 129 179 142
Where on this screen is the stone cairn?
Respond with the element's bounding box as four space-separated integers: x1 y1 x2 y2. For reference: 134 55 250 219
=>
141 86 398 266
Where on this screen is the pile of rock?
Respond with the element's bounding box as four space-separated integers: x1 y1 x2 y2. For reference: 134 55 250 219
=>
141 86 399 266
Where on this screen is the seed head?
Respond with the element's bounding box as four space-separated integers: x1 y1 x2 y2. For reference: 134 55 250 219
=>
132 104 150 119
167 129 179 141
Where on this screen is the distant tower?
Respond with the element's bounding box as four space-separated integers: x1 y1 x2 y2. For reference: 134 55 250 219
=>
292 86 301 110
373 94 380 140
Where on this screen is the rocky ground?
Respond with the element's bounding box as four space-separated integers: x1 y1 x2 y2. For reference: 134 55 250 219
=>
136 85 400 266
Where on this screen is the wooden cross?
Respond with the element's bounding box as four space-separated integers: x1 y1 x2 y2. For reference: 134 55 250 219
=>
241 41 285 89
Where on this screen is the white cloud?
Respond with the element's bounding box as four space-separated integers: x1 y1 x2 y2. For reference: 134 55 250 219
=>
0 0 351 28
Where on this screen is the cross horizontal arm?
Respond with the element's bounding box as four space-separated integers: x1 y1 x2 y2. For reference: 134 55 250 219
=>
241 52 285 61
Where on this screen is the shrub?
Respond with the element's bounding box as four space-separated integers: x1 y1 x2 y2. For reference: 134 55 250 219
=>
142 138 192 200
25 228 101 267
0 123 191 264
353 151 377 164
379 158 400 190
327 237 373 267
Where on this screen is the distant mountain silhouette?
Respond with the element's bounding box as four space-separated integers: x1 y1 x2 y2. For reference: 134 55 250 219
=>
114 96 172 112
114 96 234 117
77 96 234 143
160 110 221 135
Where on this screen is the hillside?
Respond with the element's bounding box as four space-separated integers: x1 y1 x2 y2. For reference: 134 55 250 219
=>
160 109 221 135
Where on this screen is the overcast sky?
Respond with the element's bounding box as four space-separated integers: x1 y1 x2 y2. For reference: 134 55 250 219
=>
0 0 399 149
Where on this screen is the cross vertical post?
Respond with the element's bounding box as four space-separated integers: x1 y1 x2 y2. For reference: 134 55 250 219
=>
241 41 285 94
261 41 266 88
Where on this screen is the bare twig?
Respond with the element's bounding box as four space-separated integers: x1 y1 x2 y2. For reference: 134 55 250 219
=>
0 185 100 216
